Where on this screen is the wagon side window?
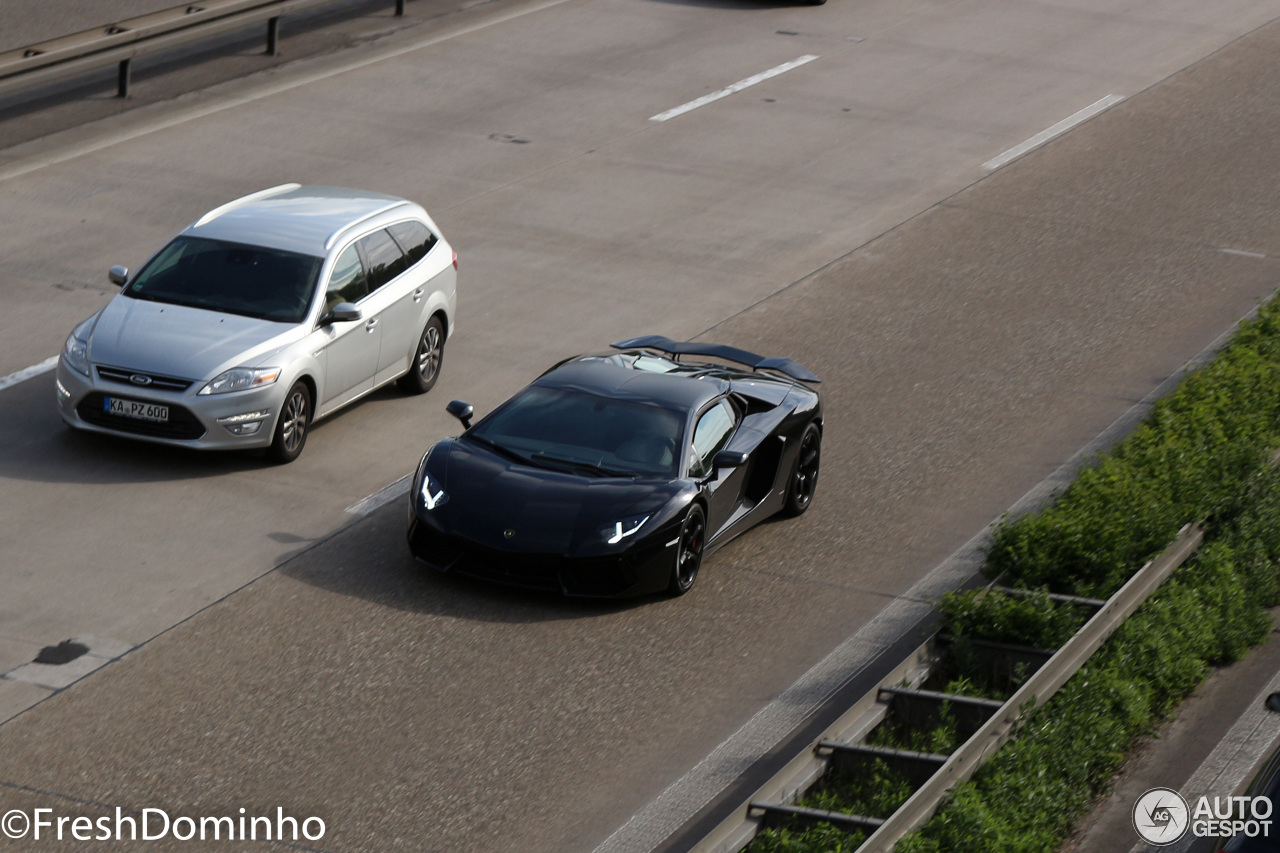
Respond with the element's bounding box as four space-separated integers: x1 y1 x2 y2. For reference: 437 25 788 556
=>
388 220 439 267
325 244 368 311
357 229 409 294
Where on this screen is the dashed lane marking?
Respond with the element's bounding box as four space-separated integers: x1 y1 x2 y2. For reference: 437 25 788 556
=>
982 94 1123 171
649 55 819 123
0 356 57 393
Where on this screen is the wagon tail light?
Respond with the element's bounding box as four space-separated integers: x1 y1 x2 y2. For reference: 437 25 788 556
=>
452 251 458 270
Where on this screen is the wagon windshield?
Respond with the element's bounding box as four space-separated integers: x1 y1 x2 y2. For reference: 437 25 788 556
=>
123 236 322 323
469 387 684 477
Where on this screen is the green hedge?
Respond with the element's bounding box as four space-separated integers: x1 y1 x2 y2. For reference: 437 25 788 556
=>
986 305 1280 598
751 300 1280 853
905 538 1273 852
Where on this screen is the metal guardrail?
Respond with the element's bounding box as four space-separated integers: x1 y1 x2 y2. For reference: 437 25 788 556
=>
0 0 409 100
689 639 941 853
689 522 1206 853
859 522 1204 850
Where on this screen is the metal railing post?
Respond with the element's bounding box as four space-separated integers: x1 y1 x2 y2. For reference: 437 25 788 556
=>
266 16 280 56
116 57 131 97
1 0 419 101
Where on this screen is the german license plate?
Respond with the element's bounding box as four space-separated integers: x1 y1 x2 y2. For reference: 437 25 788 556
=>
104 397 169 422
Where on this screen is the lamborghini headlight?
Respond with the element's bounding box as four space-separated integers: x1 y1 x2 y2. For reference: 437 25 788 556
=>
419 471 449 511
602 514 650 545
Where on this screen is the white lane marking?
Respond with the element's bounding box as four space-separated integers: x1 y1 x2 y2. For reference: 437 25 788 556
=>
345 475 411 517
649 55 819 123
0 356 57 393
591 295 1251 853
1220 247 1268 259
982 94 1124 171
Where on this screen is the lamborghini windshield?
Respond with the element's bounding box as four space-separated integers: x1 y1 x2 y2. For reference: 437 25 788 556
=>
123 236 322 323
469 386 684 477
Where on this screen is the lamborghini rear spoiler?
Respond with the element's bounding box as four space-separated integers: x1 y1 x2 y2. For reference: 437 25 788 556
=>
611 335 820 384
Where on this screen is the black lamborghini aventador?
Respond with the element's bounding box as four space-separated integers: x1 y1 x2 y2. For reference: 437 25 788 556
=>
406 335 822 597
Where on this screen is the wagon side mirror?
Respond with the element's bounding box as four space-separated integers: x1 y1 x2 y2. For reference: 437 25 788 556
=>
108 265 128 286
447 400 473 429
324 302 362 324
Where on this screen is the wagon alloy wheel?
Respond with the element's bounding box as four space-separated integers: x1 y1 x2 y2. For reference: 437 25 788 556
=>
417 323 442 383
399 316 445 394
783 423 821 517
668 505 706 596
268 381 311 464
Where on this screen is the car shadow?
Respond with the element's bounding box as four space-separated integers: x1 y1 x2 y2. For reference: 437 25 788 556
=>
0 373 403 484
275 498 651 625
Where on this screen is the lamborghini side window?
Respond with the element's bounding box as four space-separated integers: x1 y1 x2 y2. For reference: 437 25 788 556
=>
689 399 737 477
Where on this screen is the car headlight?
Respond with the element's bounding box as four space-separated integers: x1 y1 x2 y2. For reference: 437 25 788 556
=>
603 514 650 545
198 367 281 396
62 333 90 376
419 471 449 511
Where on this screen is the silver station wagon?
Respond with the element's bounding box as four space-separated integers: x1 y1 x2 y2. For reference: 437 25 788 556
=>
55 184 458 462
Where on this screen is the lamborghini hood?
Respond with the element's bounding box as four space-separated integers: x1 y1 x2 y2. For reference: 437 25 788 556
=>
423 438 683 554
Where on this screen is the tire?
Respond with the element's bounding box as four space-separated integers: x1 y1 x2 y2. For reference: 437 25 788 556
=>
267 381 311 464
782 422 821 517
668 505 706 596
398 315 445 395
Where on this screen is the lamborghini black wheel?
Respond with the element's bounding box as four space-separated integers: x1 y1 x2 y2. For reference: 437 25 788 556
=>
783 422 821 516
668 505 706 596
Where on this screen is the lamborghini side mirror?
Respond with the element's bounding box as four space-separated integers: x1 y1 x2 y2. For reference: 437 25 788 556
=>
447 400 473 429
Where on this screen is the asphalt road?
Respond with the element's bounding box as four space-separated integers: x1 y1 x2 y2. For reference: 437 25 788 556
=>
2 1 1280 851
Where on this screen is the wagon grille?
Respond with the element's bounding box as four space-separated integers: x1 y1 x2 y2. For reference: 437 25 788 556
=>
96 366 194 392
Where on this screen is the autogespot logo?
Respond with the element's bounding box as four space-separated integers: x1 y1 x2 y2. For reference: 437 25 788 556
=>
1134 787 1190 845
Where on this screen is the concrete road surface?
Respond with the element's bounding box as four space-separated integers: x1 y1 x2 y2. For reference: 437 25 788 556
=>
1 0 1280 851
